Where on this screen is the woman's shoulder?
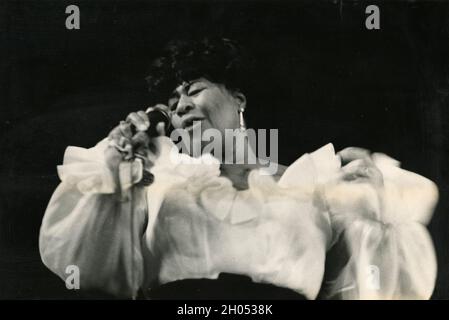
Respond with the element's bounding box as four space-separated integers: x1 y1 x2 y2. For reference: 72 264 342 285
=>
275 143 341 187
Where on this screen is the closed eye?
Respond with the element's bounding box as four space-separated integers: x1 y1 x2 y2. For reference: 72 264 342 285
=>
187 87 205 96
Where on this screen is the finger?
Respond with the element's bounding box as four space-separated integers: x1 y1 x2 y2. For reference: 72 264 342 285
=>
146 104 169 114
108 121 133 143
340 159 383 186
341 162 371 181
123 143 134 160
119 120 133 139
110 136 131 153
118 136 127 148
156 122 166 136
337 147 371 165
342 158 369 170
131 131 150 148
126 112 149 132
127 112 147 131
137 110 150 128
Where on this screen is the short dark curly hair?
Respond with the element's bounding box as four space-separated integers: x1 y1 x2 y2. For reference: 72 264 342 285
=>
145 37 255 104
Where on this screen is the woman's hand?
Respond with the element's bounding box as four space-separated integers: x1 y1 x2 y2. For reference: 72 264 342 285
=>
105 108 167 174
337 147 384 188
325 147 386 232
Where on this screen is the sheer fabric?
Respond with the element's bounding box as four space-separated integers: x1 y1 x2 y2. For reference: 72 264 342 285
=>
39 137 438 299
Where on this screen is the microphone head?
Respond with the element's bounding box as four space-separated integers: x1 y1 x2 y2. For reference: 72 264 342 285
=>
145 105 172 137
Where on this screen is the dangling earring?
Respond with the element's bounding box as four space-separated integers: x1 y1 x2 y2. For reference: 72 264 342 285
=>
238 107 246 131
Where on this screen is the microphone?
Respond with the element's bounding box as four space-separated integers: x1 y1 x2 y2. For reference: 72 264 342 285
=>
144 105 172 137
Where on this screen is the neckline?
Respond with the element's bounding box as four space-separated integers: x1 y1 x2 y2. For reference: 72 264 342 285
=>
219 164 257 191
218 162 286 192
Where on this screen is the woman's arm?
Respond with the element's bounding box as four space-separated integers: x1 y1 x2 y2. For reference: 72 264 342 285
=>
39 138 149 298
39 110 164 298
322 148 438 299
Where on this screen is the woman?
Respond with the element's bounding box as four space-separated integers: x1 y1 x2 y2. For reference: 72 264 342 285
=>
39 38 439 299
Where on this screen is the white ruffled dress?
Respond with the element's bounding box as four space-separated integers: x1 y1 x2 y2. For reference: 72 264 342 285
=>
39 137 439 299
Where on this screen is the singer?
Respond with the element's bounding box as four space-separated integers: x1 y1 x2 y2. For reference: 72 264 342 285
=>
38 38 439 299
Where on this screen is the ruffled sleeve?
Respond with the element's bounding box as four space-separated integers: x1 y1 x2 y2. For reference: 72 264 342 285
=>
280 143 438 299
321 151 438 299
39 138 148 298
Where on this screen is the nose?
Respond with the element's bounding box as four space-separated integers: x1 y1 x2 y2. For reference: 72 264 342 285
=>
175 94 194 117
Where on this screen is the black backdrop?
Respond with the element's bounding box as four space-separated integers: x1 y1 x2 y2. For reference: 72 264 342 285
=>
0 0 448 299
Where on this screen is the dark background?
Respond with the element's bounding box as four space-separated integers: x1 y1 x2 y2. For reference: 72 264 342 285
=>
0 0 448 299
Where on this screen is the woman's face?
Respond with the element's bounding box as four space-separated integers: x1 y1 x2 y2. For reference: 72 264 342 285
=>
168 78 246 138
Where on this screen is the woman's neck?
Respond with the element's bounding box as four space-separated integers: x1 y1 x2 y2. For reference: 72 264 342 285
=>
219 163 261 190
220 161 287 190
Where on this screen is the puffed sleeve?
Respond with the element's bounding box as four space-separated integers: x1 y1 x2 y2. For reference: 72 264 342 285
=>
322 152 439 299
39 138 148 298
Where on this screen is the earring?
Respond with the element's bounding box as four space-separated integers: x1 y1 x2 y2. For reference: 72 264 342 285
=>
238 107 246 131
